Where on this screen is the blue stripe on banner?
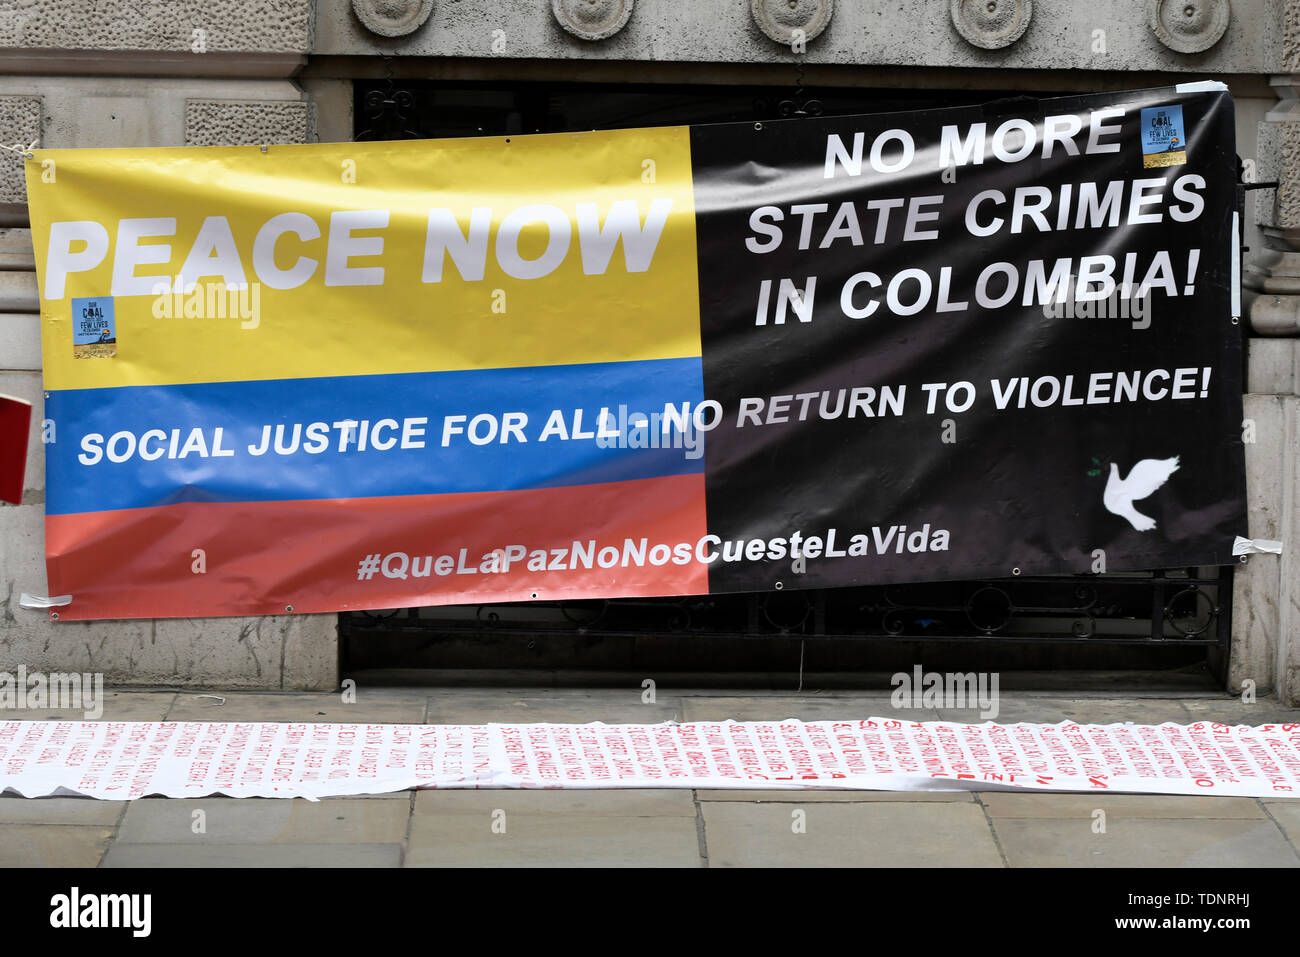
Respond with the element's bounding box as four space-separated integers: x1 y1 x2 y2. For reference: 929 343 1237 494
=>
45 357 707 515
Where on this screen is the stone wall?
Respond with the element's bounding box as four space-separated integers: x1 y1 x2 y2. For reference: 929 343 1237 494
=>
0 0 1296 696
319 0 1279 73
0 20 337 689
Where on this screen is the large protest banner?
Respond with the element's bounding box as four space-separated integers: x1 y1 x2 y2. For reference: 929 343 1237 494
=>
27 84 1246 621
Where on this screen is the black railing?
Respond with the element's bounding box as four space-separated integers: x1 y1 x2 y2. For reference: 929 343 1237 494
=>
343 567 1231 649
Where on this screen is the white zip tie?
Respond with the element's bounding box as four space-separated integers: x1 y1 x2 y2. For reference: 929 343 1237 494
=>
18 593 72 608
1230 211 1241 319
1232 537 1283 556
0 140 38 160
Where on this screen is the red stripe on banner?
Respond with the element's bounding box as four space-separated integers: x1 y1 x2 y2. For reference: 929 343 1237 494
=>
45 474 709 620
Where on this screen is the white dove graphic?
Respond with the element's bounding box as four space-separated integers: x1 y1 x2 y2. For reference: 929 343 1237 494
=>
1103 456 1180 532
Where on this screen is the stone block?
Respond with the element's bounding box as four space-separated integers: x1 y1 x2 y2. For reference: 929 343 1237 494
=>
0 95 39 207
184 98 313 146
699 801 1003 867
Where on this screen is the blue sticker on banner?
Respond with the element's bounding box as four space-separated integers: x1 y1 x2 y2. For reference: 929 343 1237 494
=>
71 296 116 357
1140 105 1187 168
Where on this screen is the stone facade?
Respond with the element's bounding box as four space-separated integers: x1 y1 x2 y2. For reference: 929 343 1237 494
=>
0 0 311 54
0 66 332 690
319 0 1278 71
0 96 39 208
183 98 314 146
0 0 1297 698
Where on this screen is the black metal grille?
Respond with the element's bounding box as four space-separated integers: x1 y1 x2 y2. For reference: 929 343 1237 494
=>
343 567 1231 647
352 77 1047 143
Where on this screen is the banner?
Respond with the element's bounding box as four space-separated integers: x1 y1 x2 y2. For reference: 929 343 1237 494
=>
27 85 1246 620
3 719 1298 800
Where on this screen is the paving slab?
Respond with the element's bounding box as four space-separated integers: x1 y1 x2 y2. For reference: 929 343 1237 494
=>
1181 698 1300 724
699 802 1003 867
406 814 701 867
696 788 975 802
978 793 1267 819
100 843 402 867
0 691 176 722
679 694 935 723
934 697 1069 724
0 796 126 825
0 824 114 867
115 797 409 844
4 686 1299 870
413 788 697 818
1261 801 1300 847
936 697 1194 726
667 687 867 698
1052 698 1195 725
164 690 427 724
993 818 1300 867
424 689 681 725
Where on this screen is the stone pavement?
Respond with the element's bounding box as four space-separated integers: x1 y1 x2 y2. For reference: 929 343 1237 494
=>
2 686 1299 867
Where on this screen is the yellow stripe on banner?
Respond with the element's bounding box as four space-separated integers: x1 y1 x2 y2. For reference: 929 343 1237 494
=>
27 127 701 390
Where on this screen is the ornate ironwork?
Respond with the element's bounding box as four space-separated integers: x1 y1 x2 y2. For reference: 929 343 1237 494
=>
355 56 420 142
343 568 1231 651
777 60 823 118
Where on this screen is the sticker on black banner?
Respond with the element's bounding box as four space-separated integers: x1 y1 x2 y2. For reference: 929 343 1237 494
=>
1141 104 1187 168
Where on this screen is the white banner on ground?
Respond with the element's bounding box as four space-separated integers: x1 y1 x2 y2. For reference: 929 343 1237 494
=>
1 718 1298 800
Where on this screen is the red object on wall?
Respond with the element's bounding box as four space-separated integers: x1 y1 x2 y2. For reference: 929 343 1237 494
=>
45 474 711 620
0 393 32 505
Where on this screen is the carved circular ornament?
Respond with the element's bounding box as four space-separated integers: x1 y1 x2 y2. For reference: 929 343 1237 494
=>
1147 0 1230 53
950 0 1031 50
750 0 834 46
351 0 435 38
552 0 634 41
